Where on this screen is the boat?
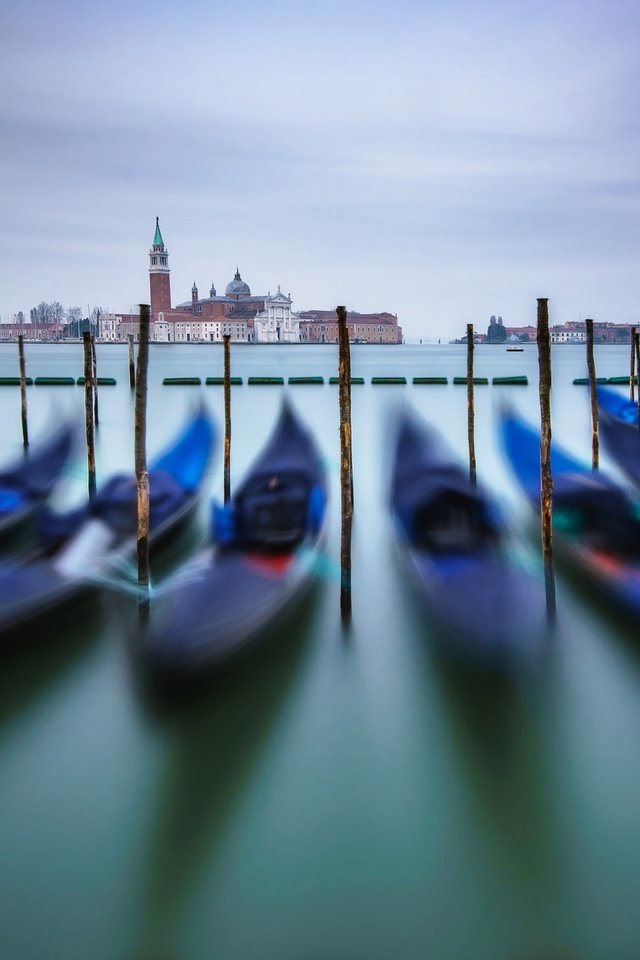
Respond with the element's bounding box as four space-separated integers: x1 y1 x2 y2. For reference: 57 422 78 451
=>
138 401 327 676
0 403 215 637
389 409 544 665
596 385 640 486
0 421 76 544
501 407 640 617
506 346 524 352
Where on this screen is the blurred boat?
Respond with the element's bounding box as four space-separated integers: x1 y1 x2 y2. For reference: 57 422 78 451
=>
0 421 75 545
0 403 215 637
501 407 640 617
139 401 327 676
597 385 640 486
390 409 543 665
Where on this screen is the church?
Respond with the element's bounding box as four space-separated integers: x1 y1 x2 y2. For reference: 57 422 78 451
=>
99 219 301 343
98 219 401 343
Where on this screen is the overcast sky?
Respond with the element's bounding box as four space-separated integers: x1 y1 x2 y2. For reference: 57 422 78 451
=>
1 0 639 340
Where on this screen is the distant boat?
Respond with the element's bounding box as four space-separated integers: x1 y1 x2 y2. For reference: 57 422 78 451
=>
506 346 524 352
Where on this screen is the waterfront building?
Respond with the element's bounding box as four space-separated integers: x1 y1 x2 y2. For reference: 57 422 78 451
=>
299 310 402 344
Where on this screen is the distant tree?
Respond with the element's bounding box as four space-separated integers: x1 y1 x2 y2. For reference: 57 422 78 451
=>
66 306 83 325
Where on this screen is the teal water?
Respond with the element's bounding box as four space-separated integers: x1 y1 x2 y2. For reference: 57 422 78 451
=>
1 342 640 960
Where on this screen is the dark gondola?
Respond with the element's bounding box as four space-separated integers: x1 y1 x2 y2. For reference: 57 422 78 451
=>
0 403 215 637
139 401 327 677
0 421 75 545
501 407 640 618
597 385 640 486
390 409 544 666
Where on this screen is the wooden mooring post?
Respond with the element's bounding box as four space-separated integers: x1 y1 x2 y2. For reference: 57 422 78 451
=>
336 305 353 623
585 319 599 470
537 298 556 620
635 330 640 430
223 334 231 505
630 326 636 403
135 305 150 616
91 335 99 426
128 334 136 390
17 335 29 447
466 323 476 485
82 333 96 499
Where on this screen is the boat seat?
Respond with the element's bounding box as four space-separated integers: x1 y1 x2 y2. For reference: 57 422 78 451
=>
235 472 311 552
413 491 496 553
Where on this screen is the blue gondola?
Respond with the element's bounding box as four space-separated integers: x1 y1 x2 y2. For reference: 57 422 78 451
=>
0 421 75 542
0 403 215 636
501 407 640 617
140 401 327 676
596 385 640 486
390 409 544 665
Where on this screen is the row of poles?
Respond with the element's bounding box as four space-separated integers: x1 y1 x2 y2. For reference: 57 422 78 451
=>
13 301 640 623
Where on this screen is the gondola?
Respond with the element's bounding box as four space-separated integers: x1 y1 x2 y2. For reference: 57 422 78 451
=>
139 401 327 676
390 409 544 665
0 421 76 544
596 385 640 486
0 403 215 637
501 407 640 617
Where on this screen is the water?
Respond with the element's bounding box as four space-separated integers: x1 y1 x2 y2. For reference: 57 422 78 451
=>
1 342 640 960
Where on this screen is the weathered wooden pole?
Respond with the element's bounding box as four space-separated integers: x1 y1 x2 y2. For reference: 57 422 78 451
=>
466 323 476 485
82 332 96 499
17 335 29 447
537 298 556 619
128 334 136 389
336 305 353 623
585 319 599 470
223 334 231 505
135 305 151 616
91 334 99 426
635 330 640 430
630 326 636 403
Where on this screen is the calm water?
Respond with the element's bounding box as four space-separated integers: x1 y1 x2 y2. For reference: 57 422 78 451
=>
1 342 640 960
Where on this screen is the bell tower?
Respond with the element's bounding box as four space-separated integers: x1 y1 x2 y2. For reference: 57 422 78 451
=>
149 217 171 317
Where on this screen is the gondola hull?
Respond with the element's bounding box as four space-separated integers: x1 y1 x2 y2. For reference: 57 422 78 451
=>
139 402 327 677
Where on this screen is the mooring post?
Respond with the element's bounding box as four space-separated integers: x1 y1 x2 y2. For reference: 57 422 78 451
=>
17 335 29 448
635 330 640 430
466 323 476 485
223 334 231 505
630 326 636 403
82 332 96 499
537 298 556 620
91 334 99 426
135 305 150 617
585 319 599 470
128 334 136 390
336 305 353 623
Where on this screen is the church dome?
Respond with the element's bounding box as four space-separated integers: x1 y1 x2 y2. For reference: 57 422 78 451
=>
225 268 250 297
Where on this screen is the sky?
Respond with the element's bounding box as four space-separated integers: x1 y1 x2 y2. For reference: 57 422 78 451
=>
1 0 639 340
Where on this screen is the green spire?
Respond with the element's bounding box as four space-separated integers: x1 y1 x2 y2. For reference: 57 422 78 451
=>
153 216 164 247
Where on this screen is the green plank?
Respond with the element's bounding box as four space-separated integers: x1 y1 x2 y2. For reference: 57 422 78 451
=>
453 377 489 385
371 377 407 385
248 377 285 385
288 376 325 384
573 377 608 385
163 377 202 385
34 377 75 386
205 377 243 385
492 376 528 385
328 377 365 384
412 377 448 385
77 377 117 385
608 376 639 385
0 377 33 386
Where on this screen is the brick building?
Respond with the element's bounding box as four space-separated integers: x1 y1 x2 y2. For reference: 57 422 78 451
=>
299 310 402 344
